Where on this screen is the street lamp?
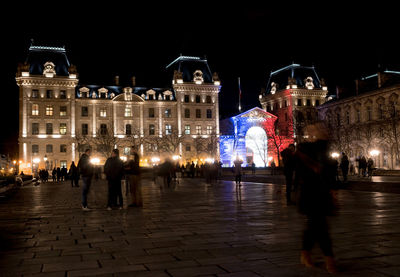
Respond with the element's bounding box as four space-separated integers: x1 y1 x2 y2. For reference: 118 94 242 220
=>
370 149 380 157
43 155 48 161
331 152 340 158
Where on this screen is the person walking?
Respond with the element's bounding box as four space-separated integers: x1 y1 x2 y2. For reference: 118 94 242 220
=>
104 149 124 210
52 167 57 182
360 156 367 177
77 149 93 211
295 123 337 274
233 157 243 186
56 167 61 182
367 157 374 178
270 160 276 175
340 152 349 183
125 149 142 207
68 161 79 187
281 144 296 205
251 162 256 175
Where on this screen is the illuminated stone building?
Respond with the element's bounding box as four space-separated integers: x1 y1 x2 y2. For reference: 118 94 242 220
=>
16 45 220 173
259 63 328 141
317 70 400 169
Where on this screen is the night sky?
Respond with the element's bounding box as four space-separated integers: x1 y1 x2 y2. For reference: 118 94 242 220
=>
1 3 399 156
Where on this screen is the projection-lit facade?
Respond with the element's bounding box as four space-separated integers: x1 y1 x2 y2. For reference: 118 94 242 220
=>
219 107 293 167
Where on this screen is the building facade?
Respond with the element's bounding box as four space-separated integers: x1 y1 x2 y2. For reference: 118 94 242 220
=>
259 64 328 142
16 45 220 173
317 71 400 169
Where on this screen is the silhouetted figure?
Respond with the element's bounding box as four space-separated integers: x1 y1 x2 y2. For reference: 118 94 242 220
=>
69 162 79 187
295 124 337 274
104 149 124 210
340 153 349 183
251 162 256 175
281 144 296 205
77 149 93 210
125 150 142 207
61 167 67 181
56 167 61 182
360 156 367 177
367 157 374 177
52 168 56 182
270 160 276 175
233 158 243 186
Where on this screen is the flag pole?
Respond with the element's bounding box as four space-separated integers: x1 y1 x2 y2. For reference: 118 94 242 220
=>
238 77 242 112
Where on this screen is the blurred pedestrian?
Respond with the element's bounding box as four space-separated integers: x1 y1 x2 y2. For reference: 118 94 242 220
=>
367 157 374 177
340 152 349 183
125 149 142 207
68 161 79 187
104 149 124 210
77 149 93 211
270 160 276 175
233 157 243 186
295 123 337 274
281 144 295 205
251 162 256 175
52 167 56 182
56 167 61 182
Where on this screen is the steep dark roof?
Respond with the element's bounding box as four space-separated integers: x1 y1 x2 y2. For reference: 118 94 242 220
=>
26 45 70 76
265 63 322 93
166 55 213 83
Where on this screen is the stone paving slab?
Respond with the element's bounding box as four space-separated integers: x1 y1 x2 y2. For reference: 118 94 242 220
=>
2 177 400 276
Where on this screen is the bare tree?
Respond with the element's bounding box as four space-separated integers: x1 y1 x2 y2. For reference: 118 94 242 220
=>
74 131 92 157
160 129 185 155
123 126 146 153
91 126 121 159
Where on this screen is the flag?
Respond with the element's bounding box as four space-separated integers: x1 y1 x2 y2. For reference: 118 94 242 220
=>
238 77 242 111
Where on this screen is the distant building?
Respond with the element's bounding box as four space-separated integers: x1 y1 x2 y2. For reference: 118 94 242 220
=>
317 70 400 169
16 44 221 173
259 63 329 142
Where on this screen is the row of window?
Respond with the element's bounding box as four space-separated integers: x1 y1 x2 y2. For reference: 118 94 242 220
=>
327 105 397 126
184 95 212 103
31 90 67 99
32 123 67 135
33 105 213 119
267 98 320 112
32 144 67 153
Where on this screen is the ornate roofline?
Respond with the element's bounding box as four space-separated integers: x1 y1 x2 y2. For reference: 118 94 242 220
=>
16 76 78 87
173 83 220 93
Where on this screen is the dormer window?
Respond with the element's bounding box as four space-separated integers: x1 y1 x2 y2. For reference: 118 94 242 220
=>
146 89 156 100
124 87 132 101
79 87 90 98
98 87 108 99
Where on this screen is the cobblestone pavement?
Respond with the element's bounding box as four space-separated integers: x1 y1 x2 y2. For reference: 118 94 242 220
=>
1 177 400 276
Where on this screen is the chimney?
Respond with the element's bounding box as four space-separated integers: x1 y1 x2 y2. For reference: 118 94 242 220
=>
377 72 382 88
114 75 120 86
131 76 136 87
335 86 340 99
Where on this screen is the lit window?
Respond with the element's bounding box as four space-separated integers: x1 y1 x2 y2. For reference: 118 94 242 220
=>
32 104 39 116
124 147 130 155
59 123 67 135
125 106 132 117
60 106 67 116
206 109 212 119
60 160 67 168
46 123 53 134
206 125 213 134
100 107 107 117
184 125 190 135
165 108 171 118
196 125 202 134
166 124 172 135
45 105 54 116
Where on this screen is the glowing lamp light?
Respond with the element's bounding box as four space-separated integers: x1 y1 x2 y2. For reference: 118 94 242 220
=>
69 74 77 79
120 156 127 161
291 85 298 89
45 73 54 78
205 157 214 163
19 160 22 164
195 80 202 85
38 135 47 138
13 160 17 165
43 155 48 161
90 157 100 164
307 86 313 90
151 157 160 163
268 157 273 162
322 86 328 91
21 72 30 77
331 152 340 158
370 150 380 157
214 81 220 86
172 155 181 161
27 163 31 167
33 158 41 164
177 79 183 84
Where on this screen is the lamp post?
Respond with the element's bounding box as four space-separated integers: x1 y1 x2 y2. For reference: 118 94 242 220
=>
370 149 380 168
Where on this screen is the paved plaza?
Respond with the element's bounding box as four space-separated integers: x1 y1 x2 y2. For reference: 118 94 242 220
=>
1 176 400 277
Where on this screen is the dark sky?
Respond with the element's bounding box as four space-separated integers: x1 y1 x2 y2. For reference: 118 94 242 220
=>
1 3 399 156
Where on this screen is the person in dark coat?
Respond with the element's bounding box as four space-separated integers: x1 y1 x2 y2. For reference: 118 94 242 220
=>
68 161 79 187
56 167 61 182
52 167 57 182
295 123 337 274
340 152 349 183
77 149 93 210
281 144 296 205
125 150 142 207
360 156 367 177
61 167 68 181
367 157 374 177
104 149 125 210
